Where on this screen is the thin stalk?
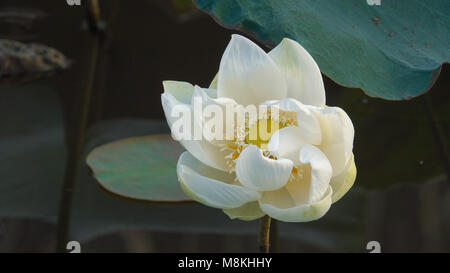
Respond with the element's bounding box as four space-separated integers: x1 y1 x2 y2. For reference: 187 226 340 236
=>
92 0 120 122
56 0 102 252
258 215 271 253
269 218 279 252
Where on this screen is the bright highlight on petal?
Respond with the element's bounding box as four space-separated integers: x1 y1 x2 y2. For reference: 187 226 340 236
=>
235 145 293 191
309 106 354 176
177 152 261 209
268 126 306 165
218 34 287 106
269 38 326 106
192 85 237 142
161 91 232 171
161 92 212 166
162 80 194 104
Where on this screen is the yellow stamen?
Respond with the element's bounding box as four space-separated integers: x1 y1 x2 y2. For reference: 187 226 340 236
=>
246 118 282 151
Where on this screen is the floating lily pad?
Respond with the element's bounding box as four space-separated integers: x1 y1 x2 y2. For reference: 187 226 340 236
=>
86 134 191 202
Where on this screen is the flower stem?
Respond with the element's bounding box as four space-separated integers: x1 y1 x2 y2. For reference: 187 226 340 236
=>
258 215 271 253
55 0 103 252
56 36 99 252
269 218 279 252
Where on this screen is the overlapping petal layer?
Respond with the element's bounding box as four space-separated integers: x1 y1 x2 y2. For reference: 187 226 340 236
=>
162 34 356 223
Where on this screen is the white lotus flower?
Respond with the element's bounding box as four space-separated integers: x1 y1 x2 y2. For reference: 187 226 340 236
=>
161 34 356 222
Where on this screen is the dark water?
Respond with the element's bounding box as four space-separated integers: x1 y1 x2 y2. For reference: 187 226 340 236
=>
0 0 449 252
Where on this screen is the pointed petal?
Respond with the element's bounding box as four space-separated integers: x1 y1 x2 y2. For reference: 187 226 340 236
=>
330 154 356 203
177 152 261 209
161 91 198 144
269 38 325 106
161 92 187 132
191 86 240 169
162 80 194 104
218 34 287 106
161 92 228 171
209 73 218 89
309 106 354 176
223 201 265 221
192 85 236 114
193 86 238 171
235 145 293 191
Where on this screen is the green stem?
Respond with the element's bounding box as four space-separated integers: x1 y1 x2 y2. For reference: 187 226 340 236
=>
258 215 271 253
269 218 279 252
56 0 102 252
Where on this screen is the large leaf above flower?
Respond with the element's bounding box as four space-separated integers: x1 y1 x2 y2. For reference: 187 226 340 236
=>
194 0 449 100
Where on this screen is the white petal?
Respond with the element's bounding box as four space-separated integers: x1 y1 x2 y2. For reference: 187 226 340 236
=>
264 98 321 145
257 145 333 222
192 85 237 169
161 92 198 145
161 92 229 171
161 92 187 130
309 106 354 176
235 145 293 191
209 73 218 89
218 34 287 106
197 140 233 171
192 85 236 121
204 88 218 99
269 38 325 106
330 154 356 203
299 144 332 204
177 152 261 209
223 201 265 221
192 85 239 147
259 186 332 222
162 80 194 104
268 126 306 165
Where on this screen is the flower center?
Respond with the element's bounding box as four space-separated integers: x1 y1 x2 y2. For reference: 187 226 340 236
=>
220 108 298 172
246 118 282 151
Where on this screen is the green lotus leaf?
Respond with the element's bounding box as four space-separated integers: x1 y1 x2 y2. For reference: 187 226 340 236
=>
87 134 191 202
194 0 449 100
